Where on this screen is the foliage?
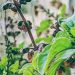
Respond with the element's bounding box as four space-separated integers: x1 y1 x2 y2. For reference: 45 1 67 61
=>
1 1 75 75
35 35 53 44
47 49 75 75
0 56 8 74
70 27 75 37
36 19 53 34
0 57 8 70
9 61 19 73
18 12 75 75
18 36 75 75
58 4 66 17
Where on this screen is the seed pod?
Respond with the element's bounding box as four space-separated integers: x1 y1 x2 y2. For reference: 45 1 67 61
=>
22 47 29 54
18 20 32 31
7 32 14 36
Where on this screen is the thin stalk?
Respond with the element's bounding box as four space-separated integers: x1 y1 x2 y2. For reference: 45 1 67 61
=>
4 10 11 75
4 10 9 75
13 0 37 50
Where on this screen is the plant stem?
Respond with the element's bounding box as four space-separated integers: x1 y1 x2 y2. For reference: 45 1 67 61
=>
4 10 9 75
13 0 37 50
4 10 10 75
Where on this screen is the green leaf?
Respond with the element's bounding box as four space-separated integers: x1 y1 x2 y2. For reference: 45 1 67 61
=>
56 31 70 38
9 61 19 73
23 70 33 75
19 63 33 75
32 37 72 75
32 45 51 75
35 36 53 44
55 31 72 41
47 49 75 75
32 52 39 70
45 37 72 73
18 42 24 49
38 45 51 75
0 56 8 70
12 47 19 51
70 27 75 37
59 4 66 17
61 22 70 31
12 42 24 51
47 59 63 75
30 36 53 47
36 20 52 34
60 13 75 29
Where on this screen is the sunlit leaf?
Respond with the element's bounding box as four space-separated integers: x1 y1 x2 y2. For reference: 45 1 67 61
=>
45 37 72 73
56 31 73 41
36 20 52 34
70 27 75 37
35 36 53 44
59 4 66 17
9 61 19 73
18 42 25 49
47 49 75 75
60 13 75 29
32 45 51 75
19 63 33 75
0 56 8 70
